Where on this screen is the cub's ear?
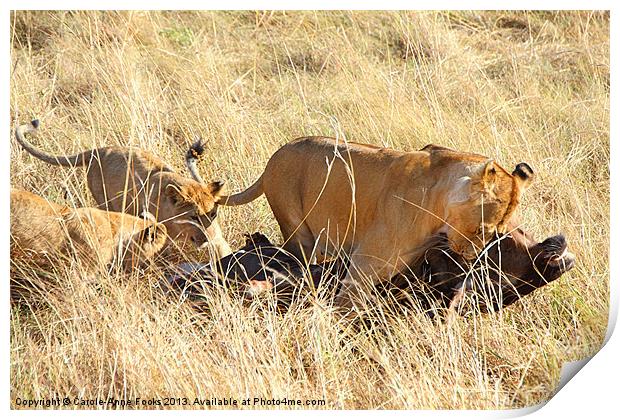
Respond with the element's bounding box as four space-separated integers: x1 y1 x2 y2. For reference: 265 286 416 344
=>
512 162 534 190
142 223 167 244
208 180 225 197
143 225 157 243
139 210 157 222
165 184 185 205
472 159 496 190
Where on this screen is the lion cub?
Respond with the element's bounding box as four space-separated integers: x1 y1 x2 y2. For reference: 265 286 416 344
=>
14 119 232 259
10 189 167 272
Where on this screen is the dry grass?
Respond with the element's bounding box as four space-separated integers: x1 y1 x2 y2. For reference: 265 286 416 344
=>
9 10 609 409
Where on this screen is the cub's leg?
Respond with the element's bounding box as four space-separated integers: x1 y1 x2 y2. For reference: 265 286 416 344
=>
204 220 232 257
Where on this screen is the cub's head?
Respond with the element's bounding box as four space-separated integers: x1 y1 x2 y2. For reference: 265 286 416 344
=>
162 179 225 248
444 159 534 260
122 220 168 271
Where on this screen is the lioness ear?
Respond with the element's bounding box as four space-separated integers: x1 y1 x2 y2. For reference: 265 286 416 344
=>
446 176 472 205
420 144 454 153
512 162 534 190
208 180 225 198
472 159 496 190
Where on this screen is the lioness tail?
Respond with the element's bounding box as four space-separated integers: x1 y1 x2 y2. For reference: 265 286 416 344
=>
15 119 93 167
219 175 264 206
185 139 264 206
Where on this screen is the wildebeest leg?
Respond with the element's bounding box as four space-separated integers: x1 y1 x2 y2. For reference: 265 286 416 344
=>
446 279 472 321
448 284 466 311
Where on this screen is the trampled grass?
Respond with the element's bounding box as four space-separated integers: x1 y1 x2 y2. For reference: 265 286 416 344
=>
9 10 609 409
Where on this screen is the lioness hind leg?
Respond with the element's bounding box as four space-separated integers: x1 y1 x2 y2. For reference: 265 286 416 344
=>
333 257 380 318
279 220 318 264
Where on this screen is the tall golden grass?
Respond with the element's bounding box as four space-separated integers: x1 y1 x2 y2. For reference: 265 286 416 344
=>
9 11 609 409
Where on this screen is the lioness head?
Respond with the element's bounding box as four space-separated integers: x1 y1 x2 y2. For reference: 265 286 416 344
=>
161 180 225 248
444 159 534 260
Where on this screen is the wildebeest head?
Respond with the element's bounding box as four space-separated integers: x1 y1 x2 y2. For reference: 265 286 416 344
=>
392 222 576 313
478 227 575 310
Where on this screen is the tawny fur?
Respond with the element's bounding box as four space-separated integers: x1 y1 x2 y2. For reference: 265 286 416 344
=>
215 137 533 311
10 189 168 272
14 120 232 259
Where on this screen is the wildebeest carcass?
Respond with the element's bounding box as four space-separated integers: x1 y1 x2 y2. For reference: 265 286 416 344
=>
163 232 346 309
164 223 575 315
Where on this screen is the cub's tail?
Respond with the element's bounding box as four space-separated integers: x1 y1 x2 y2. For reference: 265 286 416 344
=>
15 119 94 167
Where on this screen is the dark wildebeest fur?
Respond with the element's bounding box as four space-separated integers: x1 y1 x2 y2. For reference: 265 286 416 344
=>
165 224 575 315
164 232 346 308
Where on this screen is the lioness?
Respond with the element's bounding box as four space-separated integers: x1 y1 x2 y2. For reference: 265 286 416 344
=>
10 189 168 272
15 119 232 258
201 137 533 311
